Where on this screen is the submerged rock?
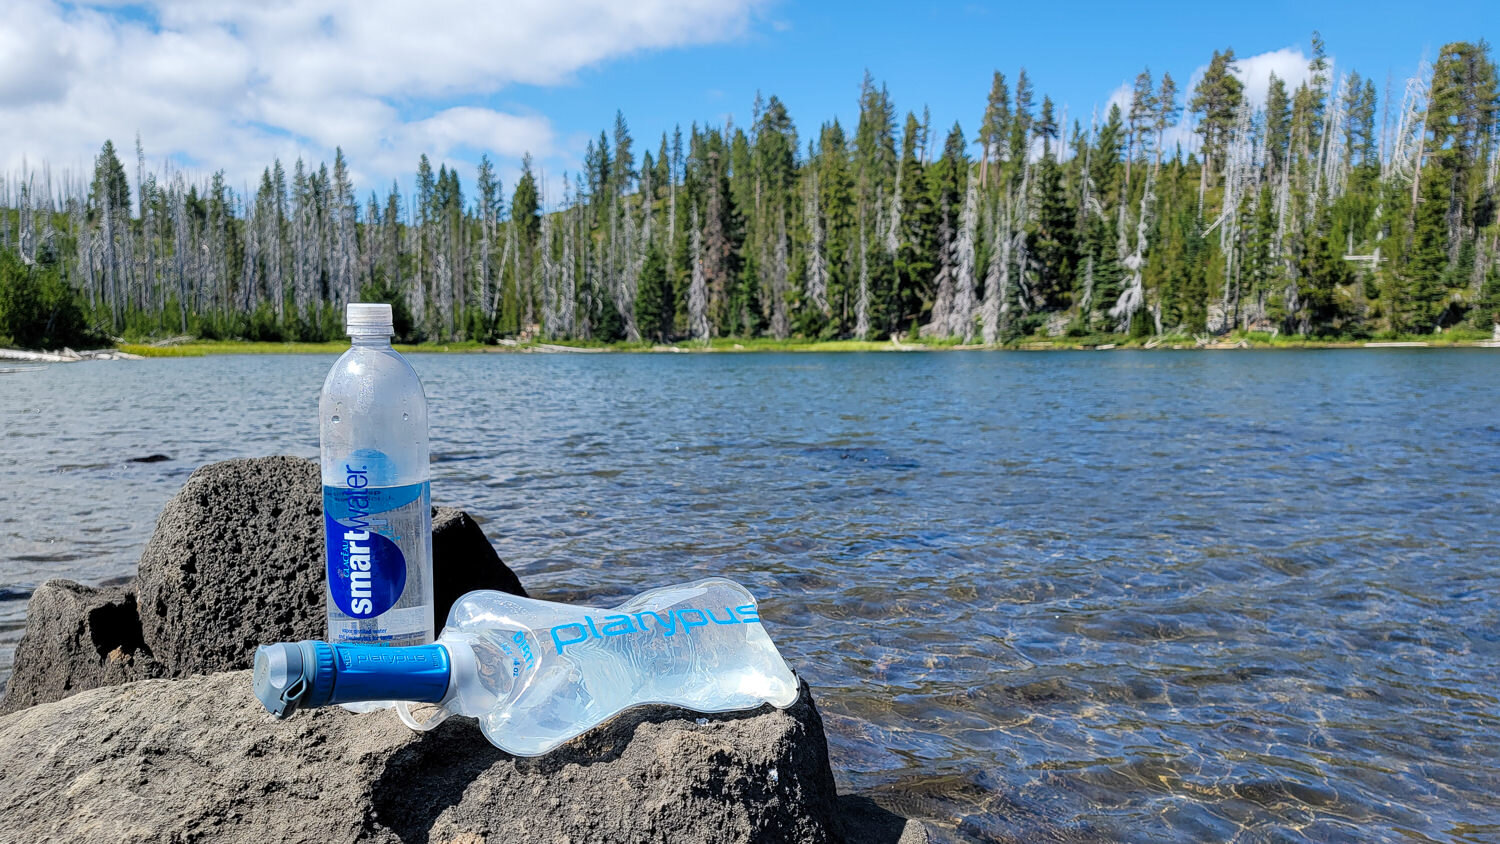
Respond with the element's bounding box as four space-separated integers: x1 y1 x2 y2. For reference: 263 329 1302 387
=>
0 671 893 844
1 456 527 713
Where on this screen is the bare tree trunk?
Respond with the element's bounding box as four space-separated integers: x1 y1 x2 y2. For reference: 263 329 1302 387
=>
688 208 708 342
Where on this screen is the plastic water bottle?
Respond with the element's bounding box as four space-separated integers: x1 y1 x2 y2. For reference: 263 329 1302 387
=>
252 578 801 756
319 303 433 658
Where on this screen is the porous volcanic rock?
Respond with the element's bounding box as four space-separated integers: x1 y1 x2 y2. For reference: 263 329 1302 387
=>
1 456 527 712
134 456 527 678
135 455 327 675
0 671 903 844
0 580 163 715
0 456 929 842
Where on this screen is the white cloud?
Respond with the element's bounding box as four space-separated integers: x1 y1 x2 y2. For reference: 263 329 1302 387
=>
0 0 765 202
1103 82 1131 118
1229 47 1314 109
1088 46 1319 159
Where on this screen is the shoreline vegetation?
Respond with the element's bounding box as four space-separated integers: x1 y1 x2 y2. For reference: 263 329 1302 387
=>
3 38 1498 357
102 327 1499 357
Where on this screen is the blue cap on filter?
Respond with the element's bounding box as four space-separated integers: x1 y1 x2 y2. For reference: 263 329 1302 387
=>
253 640 452 718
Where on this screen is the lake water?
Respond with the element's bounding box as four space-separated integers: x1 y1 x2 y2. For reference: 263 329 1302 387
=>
2 350 1497 842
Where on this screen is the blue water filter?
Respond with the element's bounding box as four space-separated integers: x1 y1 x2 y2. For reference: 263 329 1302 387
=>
253 641 451 718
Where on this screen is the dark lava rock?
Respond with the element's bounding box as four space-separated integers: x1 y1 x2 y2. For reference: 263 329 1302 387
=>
839 795 933 844
135 456 527 679
1 456 527 712
135 456 327 676
0 456 927 842
432 506 528 616
0 671 901 844
0 580 163 715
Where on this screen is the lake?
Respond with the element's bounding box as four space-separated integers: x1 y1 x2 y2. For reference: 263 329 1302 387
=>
2 349 1497 842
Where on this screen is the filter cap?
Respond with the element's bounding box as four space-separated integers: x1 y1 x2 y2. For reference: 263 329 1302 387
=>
346 303 394 335
253 641 334 718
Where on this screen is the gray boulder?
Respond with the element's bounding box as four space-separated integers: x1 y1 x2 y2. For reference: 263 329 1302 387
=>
0 670 915 844
0 456 928 841
136 455 327 675
1 456 528 713
0 580 162 715
135 455 528 678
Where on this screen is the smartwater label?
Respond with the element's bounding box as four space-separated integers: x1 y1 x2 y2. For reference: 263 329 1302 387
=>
324 471 429 642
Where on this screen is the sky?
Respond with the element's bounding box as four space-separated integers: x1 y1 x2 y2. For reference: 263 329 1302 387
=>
0 0 1490 211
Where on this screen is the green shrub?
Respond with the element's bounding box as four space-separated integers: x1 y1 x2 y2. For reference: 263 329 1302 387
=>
0 247 97 349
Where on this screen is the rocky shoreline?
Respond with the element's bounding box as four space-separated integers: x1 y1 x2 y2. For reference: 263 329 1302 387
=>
0 456 925 843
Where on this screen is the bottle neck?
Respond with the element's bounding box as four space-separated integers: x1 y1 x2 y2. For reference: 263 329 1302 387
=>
349 332 394 348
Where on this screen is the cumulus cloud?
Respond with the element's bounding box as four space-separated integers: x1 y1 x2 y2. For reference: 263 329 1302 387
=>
1104 81 1132 117
1092 46 1319 159
1229 47 1314 108
0 0 764 199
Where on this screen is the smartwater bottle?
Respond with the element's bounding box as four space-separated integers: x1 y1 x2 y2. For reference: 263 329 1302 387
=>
319 303 434 672
252 578 801 756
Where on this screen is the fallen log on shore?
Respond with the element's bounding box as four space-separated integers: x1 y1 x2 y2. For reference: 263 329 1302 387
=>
0 347 144 362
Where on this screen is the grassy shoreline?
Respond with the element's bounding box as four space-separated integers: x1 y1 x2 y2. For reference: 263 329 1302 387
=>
113 330 1499 357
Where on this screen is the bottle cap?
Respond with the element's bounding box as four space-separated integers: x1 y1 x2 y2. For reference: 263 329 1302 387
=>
346 303 394 335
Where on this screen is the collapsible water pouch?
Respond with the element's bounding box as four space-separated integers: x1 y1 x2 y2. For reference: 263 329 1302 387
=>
252 578 800 756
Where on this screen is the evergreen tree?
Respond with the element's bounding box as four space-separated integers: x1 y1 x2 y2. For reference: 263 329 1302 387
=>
1190 49 1244 185
1265 74 1292 175
634 241 673 341
894 111 935 331
1153 72 1180 172
1083 106 1126 316
1030 102 1074 310
1127 68 1156 186
979 71 1010 187
91 139 131 217
1008 69 1034 177
0 246 92 348
6 46 1500 347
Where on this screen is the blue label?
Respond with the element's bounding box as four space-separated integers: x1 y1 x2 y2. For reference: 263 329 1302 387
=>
324 478 425 619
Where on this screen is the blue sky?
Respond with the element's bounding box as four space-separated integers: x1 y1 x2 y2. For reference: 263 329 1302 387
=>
521 1 1466 153
1 0 1490 209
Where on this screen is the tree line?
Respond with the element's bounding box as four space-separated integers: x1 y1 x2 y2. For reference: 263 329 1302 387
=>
1 35 1497 349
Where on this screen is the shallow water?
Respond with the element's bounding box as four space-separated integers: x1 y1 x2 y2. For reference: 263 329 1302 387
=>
2 350 1497 842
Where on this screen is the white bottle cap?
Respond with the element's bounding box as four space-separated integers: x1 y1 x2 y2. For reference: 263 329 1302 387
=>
346 303 394 335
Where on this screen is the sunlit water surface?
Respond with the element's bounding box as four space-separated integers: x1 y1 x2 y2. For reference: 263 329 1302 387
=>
1 350 1497 842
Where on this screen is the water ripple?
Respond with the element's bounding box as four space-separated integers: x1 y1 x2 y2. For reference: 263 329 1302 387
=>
1 350 1498 841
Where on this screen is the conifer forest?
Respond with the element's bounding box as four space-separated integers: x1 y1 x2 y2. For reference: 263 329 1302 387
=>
2 37 1498 349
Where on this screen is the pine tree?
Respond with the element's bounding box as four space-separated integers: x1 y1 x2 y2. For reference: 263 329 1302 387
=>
1030 136 1075 307
1190 49 1244 187
91 140 131 218
979 71 1010 187
1127 68 1156 188
510 154 540 332
1084 106 1126 318
634 241 672 341
700 139 734 334
10 47 1500 347
1154 72 1180 173
1008 69 1034 177
1266 73 1292 176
